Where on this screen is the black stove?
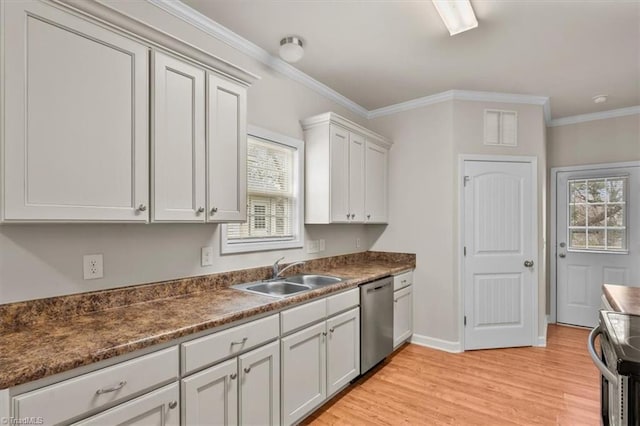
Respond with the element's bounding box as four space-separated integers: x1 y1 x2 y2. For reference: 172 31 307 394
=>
600 311 640 376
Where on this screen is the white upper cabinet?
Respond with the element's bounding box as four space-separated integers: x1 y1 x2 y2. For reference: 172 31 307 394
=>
302 112 392 224
2 1 149 222
364 140 389 223
207 73 248 223
152 51 206 222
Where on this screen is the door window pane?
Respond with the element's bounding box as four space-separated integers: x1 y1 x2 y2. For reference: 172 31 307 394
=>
568 176 628 252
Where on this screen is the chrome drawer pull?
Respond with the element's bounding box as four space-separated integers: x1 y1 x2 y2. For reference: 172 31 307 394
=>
168 401 178 410
230 337 248 346
244 367 251 374
96 380 127 395
230 373 237 380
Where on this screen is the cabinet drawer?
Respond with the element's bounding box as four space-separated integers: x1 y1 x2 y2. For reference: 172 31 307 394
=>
182 314 279 374
280 298 327 335
393 270 413 291
13 346 178 425
326 288 359 317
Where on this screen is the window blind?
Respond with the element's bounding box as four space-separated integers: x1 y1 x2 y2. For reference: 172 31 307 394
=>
227 137 296 242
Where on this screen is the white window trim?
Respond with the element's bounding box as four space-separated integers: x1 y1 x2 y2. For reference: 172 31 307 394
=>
221 125 304 254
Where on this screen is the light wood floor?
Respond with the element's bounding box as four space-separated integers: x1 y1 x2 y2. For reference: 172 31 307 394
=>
304 325 600 425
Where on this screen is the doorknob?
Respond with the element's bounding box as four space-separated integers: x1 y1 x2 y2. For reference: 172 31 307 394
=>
558 253 566 258
524 260 534 268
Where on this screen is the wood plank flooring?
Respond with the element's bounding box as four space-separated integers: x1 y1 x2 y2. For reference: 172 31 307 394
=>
304 325 600 425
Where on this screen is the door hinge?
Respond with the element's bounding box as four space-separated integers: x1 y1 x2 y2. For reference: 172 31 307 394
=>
464 316 467 326
463 176 470 187
463 246 467 256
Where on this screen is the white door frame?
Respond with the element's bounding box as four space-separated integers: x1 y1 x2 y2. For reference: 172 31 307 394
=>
458 154 539 350
549 161 640 323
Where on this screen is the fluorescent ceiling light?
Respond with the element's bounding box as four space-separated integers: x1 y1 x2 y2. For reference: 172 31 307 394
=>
432 0 478 36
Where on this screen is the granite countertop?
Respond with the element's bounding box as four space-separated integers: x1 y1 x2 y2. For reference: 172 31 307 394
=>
603 284 640 315
0 251 415 389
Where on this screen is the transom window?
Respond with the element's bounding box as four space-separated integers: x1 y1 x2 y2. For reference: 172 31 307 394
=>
222 127 304 254
568 176 627 252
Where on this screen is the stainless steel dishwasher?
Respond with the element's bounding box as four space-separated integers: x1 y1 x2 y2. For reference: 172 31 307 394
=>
360 276 394 374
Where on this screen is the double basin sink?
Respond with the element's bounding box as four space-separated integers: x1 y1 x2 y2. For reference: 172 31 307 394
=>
232 274 344 298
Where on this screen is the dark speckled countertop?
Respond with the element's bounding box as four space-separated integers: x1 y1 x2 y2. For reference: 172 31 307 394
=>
0 251 415 389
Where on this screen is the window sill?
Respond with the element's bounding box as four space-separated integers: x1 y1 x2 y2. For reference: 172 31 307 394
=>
221 238 303 255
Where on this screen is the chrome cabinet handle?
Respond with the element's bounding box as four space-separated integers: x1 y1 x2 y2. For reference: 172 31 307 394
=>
346 213 350 219
211 207 218 214
196 207 205 214
231 337 248 346
244 367 251 374
322 332 327 336
351 213 355 219
137 204 147 212
588 326 617 386
96 380 127 395
558 253 566 258
230 373 237 380
168 401 178 410
367 214 371 220
524 260 534 268
394 299 398 303
329 328 335 333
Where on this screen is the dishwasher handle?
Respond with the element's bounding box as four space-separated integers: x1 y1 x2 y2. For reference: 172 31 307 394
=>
366 282 392 293
588 325 618 386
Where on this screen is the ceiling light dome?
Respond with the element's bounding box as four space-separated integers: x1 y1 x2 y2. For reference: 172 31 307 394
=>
279 36 304 63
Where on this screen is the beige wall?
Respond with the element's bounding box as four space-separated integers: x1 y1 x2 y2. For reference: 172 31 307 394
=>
548 114 640 168
0 1 371 304
368 101 547 344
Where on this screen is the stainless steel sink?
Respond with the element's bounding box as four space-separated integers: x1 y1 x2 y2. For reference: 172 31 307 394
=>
245 281 311 297
231 274 344 298
285 274 343 287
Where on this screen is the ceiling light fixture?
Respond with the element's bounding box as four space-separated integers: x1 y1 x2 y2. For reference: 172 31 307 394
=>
279 36 304 63
592 94 608 104
432 0 478 36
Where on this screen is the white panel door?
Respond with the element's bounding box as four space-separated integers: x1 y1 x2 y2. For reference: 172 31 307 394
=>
152 51 206 222
238 341 280 426
364 141 389 223
73 383 179 426
281 322 326 426
348 133 365 223
393 286 413 348
2 1 149 222
556 166 640 327
463 160 535 350
207 73 247 222
326 308 360 397
182 358 238 426
329 125 350 223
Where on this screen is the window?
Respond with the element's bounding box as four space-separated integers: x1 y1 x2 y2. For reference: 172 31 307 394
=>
221 126 304 253
568 176 628 252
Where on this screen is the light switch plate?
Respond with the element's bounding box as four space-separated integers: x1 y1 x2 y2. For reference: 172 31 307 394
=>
319 239 326 251
307 240 320 254
83 254 104 280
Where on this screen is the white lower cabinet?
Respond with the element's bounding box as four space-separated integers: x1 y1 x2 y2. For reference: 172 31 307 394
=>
73 383 179 426
281 306 360 426
393 271 414 349
182 340 280 426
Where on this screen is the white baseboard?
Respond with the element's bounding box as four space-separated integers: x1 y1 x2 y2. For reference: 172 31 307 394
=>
535 315 549 347
410 333 462 353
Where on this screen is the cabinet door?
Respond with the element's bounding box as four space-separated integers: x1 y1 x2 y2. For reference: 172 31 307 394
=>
393 286 413 348
182 358 238 425
364 141 389 223
329 125 350 223
326 308 360 397
151 51 206 222
207 73 247 223
2 1 149 222
238 341 280 426
73 383 179 426
348 133 366 223
281 322 326 426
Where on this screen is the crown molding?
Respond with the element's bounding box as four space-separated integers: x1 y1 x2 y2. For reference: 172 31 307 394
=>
301 112 393 148
548 105 640 127
147 0 369 118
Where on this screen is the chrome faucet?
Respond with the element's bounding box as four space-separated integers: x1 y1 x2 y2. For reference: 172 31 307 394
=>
272 257 306 279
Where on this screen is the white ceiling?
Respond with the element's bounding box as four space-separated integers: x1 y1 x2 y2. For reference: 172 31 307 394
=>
181 0 640 119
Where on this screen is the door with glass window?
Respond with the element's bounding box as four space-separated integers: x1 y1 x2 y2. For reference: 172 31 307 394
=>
556 165 640 327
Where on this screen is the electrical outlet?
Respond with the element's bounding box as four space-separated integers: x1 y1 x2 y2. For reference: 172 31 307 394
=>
83 254 104 280
307 240 320 254
201 246 213 267
356 238 361 249
319 239 326 252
